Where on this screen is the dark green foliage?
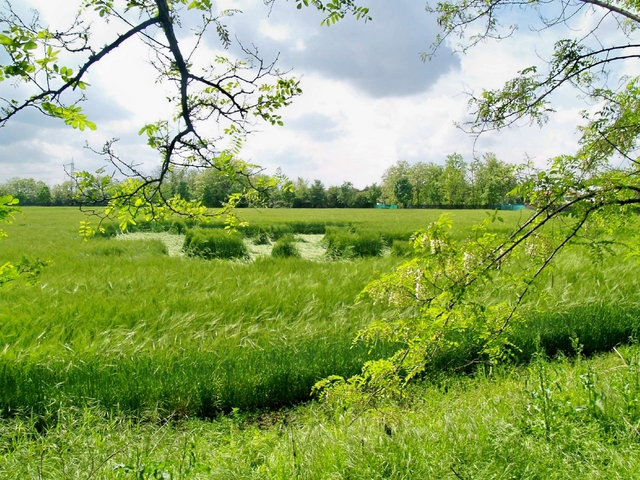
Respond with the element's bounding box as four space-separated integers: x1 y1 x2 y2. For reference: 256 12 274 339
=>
169 219 187 234
267 224 294 240
0 339 394 420
393 176 413 207
87 239 168 258
510 304 640 362
271 234 300 258
391 240 414 257
96 220 120 237
381 231 412 246
324 228 384 258
253 228 270 245
183 228 247 260
287 220 329 234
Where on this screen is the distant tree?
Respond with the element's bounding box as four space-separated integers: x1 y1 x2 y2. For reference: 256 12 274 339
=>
309 179 327 208
366 183 383 205
51 181 75 206
0 178 51 206
381 160 411 204
36 185 51 205
409 162 431 206
394 177 413 208
421 163 445 205
278 182 297 208
470 153 519 205
353 191 373 208
292 178 311 208
338 181 357 208
195 169 237 208
443 153 468 205
326 185 341 208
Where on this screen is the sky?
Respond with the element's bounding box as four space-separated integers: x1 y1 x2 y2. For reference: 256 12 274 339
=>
0 0 631 188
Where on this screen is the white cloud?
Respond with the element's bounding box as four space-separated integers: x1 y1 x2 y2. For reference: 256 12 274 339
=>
0 0 629 190
258 19 291 41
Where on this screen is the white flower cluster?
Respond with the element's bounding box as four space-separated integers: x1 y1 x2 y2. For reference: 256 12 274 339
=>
463 251 475 271
388 290 403 307
430 238 446 255
525 241 537 257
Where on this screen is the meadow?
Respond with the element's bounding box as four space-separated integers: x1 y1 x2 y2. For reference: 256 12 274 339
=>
1 207 640 478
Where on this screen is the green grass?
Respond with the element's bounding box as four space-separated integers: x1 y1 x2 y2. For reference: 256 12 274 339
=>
3 346 640 478
270 234 300 258
1 207 639 420
0 208 405 418
324 227 384 258
183 228 248 259
2 206 640 478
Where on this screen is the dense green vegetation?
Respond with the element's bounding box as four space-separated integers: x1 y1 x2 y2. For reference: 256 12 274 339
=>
0 151 520 209
1 207 640 477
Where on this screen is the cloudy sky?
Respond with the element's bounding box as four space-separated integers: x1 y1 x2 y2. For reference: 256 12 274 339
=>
0 0 629 188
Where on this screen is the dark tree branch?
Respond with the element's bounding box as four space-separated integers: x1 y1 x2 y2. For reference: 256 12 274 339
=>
578 0 640 24
0 15 161 125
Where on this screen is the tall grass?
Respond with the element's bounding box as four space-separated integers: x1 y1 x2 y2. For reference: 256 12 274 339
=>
0 209 403 417
324 227 384 258
270 234 300 258
183 228 247 259
1 207 639 421
4 346 640 479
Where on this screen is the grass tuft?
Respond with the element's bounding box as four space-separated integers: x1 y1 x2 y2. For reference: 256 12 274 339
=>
271 234 301 258
183 228 248 260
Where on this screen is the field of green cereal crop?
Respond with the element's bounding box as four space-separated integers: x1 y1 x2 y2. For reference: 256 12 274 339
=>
2 207 640 478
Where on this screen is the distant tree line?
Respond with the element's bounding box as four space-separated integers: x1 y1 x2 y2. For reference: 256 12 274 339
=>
0 152 521 208
0 177 74 206
380 153 521 208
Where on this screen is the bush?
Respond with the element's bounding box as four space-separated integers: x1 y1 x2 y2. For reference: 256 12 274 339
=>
183 228 248 260
324 229 383 258
271 234 301 258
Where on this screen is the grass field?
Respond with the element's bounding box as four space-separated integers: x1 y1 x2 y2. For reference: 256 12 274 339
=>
1 207 640 478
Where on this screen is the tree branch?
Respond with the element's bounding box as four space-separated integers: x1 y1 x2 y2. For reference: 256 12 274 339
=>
578 0 640 24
